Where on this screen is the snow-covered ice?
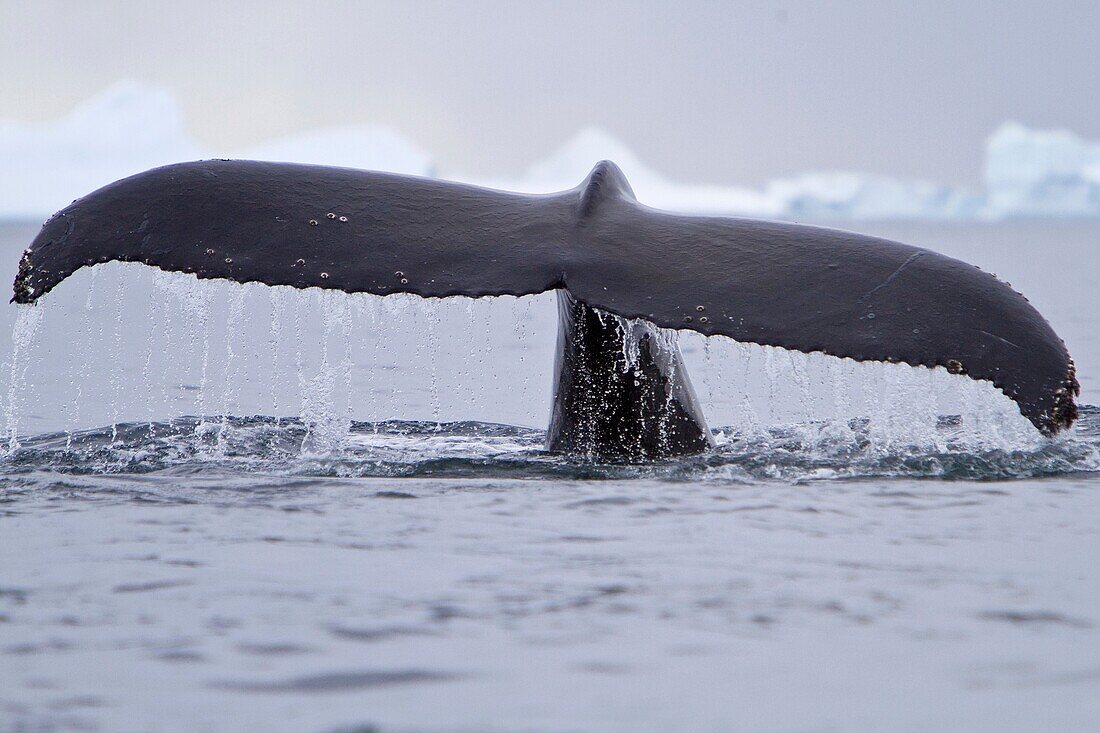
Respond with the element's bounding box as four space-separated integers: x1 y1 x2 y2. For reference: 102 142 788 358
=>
0 83 202 220
4 83 1100 220
0 83 433 220
469 127 783 217
984 121 1100 218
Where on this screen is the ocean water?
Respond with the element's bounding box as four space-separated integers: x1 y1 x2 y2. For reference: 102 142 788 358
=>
1 219 1099 732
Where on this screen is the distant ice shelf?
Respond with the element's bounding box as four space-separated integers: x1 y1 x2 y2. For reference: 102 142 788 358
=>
2 82 1100 221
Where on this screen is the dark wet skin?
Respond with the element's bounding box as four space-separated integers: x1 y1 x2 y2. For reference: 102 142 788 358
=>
547 290 713 459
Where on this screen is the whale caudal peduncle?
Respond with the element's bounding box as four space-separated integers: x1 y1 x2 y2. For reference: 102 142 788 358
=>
548 290 714 459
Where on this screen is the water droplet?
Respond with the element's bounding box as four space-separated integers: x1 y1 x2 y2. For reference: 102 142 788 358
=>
867 313 876 319
683 316 693 323
912 328 920 334
293 259 305 267
309 219 318 226
205 248 214 255
338 215 348 222
699 316 709 323
696 305 705 311
400 278 408 284
320 272 330 279
224 258 232 264
395 271 404 277
326 212 336 219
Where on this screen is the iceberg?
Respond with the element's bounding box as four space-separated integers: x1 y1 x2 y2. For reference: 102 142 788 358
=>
984 122 1100 218
471 127 782 217
766 171 983 221
0 81 203 220
491 128 981 220
0 83 435 220
4 83 1100 220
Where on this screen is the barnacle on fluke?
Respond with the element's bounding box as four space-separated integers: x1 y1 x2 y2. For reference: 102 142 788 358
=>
1045 360 1081 435
14 249 35 300
11 159 1080 455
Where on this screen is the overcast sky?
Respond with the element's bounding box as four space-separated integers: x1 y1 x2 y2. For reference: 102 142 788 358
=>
2 1 1097 186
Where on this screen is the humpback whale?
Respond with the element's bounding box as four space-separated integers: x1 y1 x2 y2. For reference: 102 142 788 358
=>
12 159 1079 459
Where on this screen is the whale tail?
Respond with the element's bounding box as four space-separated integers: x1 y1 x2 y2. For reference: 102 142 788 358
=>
13 159 1079 449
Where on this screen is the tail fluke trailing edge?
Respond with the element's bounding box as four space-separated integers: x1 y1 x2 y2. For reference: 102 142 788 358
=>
13 159 1079 435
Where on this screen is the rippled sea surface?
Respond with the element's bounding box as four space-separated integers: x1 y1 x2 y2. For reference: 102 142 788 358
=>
1 221 1099 732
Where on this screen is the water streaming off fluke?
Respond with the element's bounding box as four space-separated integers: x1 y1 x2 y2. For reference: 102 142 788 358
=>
0 262 1091 479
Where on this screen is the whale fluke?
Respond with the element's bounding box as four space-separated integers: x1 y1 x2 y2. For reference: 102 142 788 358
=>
13 159 1079 445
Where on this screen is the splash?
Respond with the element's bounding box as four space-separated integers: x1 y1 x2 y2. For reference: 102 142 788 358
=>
298 290 354 454
4 410 1097 482
0 262 1071 463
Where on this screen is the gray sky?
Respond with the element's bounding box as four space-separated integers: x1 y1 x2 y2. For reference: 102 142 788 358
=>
2 0 1098 186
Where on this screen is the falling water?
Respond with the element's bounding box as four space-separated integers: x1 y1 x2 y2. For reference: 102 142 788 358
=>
732 342 763 436
339 294 355 433
762 346 782 426
358 293 381 429
216 286 248 451
787 349 814 425
107 277 125 442
425 299 442 425
461 297 477 418
702 337 715 410
297 290 354 453
475 298 491 417
0 262 1056 471
156 273 214 429
6 304 44 449
141 282 161 438
268 287 286 422
513 296 535 400
65 267 100 445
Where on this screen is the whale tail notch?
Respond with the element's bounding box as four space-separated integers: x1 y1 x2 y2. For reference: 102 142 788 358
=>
12 158 1079 440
